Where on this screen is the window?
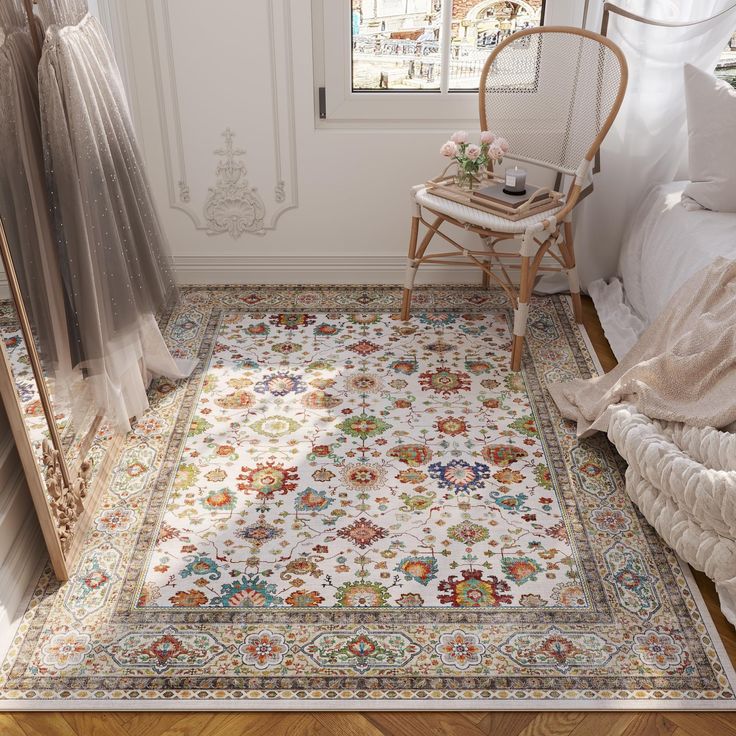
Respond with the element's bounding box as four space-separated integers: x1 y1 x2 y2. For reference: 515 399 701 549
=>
317 0 546 125
716 30 736 89
351 1 545 92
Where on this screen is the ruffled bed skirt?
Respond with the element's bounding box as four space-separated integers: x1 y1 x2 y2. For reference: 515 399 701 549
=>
607 403 736 625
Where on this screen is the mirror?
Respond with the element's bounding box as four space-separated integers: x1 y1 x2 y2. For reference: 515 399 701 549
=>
0 218 116 580
1 0 186 582
0 3 119 580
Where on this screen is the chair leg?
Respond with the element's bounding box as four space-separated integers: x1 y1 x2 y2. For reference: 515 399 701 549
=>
482 260 491 289
510 335 524 372
563 220 583 324
401 215 420 321
511 253 533 372
479 236 491 288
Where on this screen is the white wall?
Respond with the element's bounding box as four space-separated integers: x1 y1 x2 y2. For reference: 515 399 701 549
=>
104 0 583 286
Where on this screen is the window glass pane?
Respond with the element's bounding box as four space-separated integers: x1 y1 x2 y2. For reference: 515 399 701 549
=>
449 1 544 90
352 0 444 91
350 1 545 93
716 30 736 89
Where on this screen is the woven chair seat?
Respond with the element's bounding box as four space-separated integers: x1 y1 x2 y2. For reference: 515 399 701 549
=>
415 187 564 234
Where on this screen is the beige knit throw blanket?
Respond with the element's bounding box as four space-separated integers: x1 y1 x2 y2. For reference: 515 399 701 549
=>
549 257 736 437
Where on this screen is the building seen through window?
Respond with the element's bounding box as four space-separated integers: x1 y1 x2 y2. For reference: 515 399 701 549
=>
351 0 545 91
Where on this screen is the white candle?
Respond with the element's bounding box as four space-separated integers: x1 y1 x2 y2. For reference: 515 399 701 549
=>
504 166 527 194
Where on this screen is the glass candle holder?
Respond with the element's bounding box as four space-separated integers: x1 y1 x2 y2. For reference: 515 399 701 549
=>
503 166 527 195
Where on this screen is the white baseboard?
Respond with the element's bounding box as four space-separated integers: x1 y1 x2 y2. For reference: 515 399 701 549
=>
1 254 522 297
173 255 484 286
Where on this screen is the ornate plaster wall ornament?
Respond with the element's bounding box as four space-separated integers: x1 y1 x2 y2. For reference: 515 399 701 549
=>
178 180 191 203
204 129 266 238
275 180 286 203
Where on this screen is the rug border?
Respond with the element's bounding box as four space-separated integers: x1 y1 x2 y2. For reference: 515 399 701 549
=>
566 296 736 687
2 290 734 712
571 295 736 702
677 556 736 699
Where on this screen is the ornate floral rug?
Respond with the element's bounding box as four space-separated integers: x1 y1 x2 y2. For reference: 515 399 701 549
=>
1 286 734 710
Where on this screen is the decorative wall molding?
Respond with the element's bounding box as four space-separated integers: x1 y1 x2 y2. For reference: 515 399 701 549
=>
178 181 191 204
147 0 197 227
204 129 267 239
265 0 298 221
147 0 299 233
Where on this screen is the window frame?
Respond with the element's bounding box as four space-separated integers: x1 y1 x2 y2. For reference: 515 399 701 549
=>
315 0 547 126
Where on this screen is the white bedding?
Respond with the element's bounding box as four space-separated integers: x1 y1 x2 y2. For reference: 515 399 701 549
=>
607 404 736 626
590 181 736 359
585 182 736 625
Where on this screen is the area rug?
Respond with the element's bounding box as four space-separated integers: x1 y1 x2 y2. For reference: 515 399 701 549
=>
1 286 734 710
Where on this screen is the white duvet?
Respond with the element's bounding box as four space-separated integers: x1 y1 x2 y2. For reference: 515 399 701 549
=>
608 405 736 625
590 181 736 359
582 183 736 625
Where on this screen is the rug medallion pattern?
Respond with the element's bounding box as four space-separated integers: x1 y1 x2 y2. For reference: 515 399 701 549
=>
1 286 734 708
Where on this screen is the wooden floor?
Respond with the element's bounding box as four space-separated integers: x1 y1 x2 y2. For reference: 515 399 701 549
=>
2 298 735 736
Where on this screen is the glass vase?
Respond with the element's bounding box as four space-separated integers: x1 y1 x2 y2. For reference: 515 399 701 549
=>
455 168 477 191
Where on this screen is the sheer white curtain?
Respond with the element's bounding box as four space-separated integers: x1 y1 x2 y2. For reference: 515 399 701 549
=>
568 1 736 289
37 0 196 433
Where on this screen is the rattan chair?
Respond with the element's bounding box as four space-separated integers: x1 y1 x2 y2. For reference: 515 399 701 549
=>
401 27 628 371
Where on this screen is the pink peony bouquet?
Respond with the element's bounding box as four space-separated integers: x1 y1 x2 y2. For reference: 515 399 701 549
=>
441 130 509 188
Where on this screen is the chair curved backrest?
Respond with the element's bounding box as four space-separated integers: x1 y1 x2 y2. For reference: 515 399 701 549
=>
479 26 628 177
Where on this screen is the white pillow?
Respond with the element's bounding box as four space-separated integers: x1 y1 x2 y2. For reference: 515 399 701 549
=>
682 63 736 213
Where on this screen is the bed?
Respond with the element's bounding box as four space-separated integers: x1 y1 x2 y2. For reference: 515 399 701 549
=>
589 180 736 359
584 181 736 625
